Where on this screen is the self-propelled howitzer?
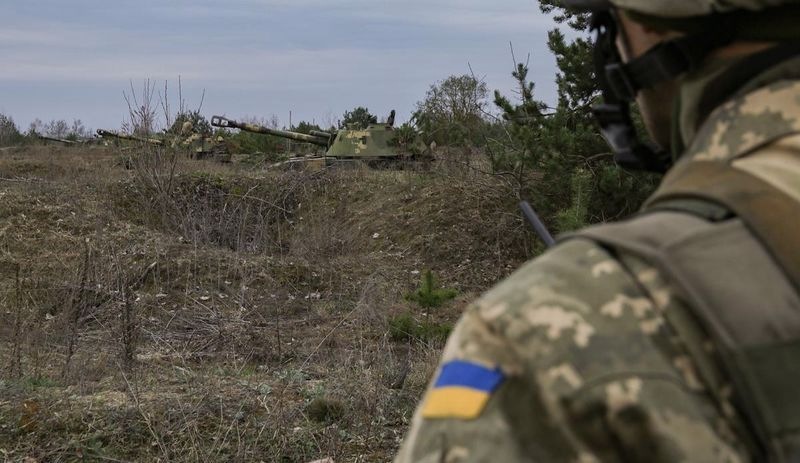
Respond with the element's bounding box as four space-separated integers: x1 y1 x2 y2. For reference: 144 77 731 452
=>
211 110 427 166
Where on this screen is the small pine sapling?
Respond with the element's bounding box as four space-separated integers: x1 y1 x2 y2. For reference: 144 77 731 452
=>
405 270 457 309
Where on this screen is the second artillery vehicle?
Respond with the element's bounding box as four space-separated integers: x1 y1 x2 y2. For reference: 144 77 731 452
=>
97 129 231 162
211 110 429 168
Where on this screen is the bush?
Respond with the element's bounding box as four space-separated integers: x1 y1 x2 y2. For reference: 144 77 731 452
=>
413 75 490 147
491 28 658 234
388 313 452 343
340 107 377 129
168 111 212 136
405 270 457 309
305 397 345 424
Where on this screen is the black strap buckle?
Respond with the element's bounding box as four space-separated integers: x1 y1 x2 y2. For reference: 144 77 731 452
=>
593 103 670 173
605 63 638 102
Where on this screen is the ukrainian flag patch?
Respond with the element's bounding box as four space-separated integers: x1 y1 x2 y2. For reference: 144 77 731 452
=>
422 360 505 420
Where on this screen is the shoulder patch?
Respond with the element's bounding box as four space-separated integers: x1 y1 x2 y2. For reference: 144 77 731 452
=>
422 360 505 420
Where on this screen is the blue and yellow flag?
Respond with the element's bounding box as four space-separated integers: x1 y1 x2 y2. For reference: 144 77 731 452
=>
422 360 505 420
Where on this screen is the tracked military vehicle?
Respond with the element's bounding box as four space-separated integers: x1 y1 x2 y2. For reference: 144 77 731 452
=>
97 129 231 162
211 110 428 168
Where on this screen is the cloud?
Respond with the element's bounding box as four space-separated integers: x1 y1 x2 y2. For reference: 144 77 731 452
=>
1 0 564 129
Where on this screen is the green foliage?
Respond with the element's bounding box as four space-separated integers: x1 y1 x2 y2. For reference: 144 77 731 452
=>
388 313 452 343
293 120 323 135
0 113 22 146
405 270 457 309
555 168 591 232
539 0 592 30
305 397 345 424
413 74 490 146
169 110 212 136
341 106 377 129
388 123 423 154
223 116 286 156
490 5 659 233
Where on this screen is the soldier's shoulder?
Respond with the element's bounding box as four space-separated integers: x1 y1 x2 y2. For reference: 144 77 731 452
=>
466 237 681 382
473 238 645 336
690 79 800 162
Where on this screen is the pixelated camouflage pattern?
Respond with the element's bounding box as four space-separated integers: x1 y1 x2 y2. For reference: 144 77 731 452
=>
395 50 800 463
671 56 800 200
395 240 748 462
686 80 800 162
326 124 398 158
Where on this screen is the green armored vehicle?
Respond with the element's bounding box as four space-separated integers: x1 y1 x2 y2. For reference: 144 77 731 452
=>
211 110 428 167
97 129 231 162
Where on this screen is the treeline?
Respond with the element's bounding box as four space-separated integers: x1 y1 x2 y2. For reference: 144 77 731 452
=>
0 115 93 146
1 1 657 232
405 2 659 233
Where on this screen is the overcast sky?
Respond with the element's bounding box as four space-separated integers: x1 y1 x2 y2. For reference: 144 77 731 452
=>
1 0 571 132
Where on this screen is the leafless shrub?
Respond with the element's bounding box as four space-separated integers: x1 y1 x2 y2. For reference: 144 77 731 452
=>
123 79 158 136
62 240 92 379
2 261 24 379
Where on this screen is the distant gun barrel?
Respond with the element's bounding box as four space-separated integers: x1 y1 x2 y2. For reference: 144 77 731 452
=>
310 130 334 139
37 135 76 145
211 115 330 147
96 129 164 146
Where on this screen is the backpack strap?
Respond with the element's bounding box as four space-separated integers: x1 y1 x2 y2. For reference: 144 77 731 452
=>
569 152 800 460
647 158 800 293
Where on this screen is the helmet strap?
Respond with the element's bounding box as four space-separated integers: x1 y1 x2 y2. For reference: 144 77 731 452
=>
590 11 735 172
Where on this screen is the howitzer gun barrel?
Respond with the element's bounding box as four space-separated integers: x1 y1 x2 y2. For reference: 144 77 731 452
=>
310 130 334 139
211 116 330 147
97 129 164 145
38 135 76 145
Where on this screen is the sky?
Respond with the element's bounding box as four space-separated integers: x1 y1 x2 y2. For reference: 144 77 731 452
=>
1 0 572 132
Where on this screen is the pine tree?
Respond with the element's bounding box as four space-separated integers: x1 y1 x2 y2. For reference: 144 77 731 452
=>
491 2 659 232
405 270 457 309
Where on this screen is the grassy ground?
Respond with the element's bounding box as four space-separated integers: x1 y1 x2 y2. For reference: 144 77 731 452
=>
0 144 535 462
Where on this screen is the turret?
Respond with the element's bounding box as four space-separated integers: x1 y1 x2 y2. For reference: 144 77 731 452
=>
211 116 331 147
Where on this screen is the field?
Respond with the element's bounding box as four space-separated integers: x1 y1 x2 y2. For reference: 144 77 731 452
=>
0 144 536 462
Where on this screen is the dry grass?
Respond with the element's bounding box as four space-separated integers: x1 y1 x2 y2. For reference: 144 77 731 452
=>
0 144 533 462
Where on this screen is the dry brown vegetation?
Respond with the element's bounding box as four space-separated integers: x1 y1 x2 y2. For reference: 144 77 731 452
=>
0 144 536 462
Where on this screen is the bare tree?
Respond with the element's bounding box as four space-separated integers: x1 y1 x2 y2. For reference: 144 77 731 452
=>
43 119 70 138
123 79 158 136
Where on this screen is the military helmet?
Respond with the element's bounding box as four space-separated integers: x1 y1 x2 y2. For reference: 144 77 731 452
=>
562 0 800 173
563 0 792 17
565 0 800 38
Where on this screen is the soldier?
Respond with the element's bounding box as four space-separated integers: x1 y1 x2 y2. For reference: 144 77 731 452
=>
396 1 800 462
180 120 194 136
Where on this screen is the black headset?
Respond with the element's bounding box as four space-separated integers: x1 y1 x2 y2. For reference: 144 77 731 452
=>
589 9 735 172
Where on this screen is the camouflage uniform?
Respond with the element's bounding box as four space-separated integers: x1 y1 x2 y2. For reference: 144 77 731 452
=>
395 5 800 463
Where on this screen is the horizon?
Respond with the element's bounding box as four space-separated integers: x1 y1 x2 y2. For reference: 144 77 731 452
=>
1 0 572 133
